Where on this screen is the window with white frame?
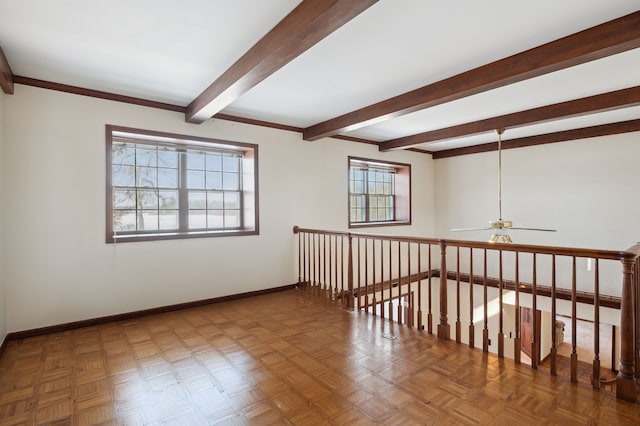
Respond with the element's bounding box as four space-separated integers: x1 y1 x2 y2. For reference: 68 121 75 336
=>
106 125 258 242
348 157 411 227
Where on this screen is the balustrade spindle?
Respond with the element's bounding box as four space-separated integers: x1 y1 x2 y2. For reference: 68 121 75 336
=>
532 254 538 370
550 255 557 376
373 239 377 315
307 233 311 289
333 235 340 295
380 240 384 318
483 248 489 353
297 229 302 288
323 234 327 297
365 239 370 311
418 244 423 331
498 250 504 358
592 258 600 390
340 235 344 302
514 252 520 364
428 244 433 334
390 241 400 320
312 234 317 291
456 246 461 344
571 256 578 383
398 241 403 324
468 248 474 349
356 237 362 309
328 235 335 300
408 243 413 327
347 233 354 309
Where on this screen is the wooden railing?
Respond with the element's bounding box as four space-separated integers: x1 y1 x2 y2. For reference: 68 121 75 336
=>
293 226 640 402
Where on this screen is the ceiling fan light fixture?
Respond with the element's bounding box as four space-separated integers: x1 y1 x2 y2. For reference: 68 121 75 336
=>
489 231 512 244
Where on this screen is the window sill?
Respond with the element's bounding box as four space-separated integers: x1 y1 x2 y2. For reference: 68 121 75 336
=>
348 220 411 229
107 229 259 243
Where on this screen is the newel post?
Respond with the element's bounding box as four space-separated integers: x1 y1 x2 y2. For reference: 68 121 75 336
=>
438 240 450 339
616 255 637 401
347 233 354 309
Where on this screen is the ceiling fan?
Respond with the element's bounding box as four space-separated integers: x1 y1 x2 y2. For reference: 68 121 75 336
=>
451 128 556 243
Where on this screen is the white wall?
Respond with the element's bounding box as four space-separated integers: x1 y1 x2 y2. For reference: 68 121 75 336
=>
3 84 435 333
0 88 6 343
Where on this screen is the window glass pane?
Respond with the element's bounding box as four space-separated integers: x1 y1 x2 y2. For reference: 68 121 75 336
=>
113 165 136 187
205 171 222 190
188 191 206 209
136 147 157 167
158 210 178 230
158 167 178 188
224 210 240 228
224 192 240 209
223 172 239 190
114 210 136 231
112 144 136 165
207 192 223 210
113 190 136 209
354 179 363 193
159 190 178 209
369 208 378 222
138 190 158 209
206 153 222 171
207 210 224 228
188 211 206 229
223 156 240 172
157 149 178 168
187 170 205 189
136 166 157 187
369 197 378 208
138 211 159 231
187 151 205 170
368 179 376 193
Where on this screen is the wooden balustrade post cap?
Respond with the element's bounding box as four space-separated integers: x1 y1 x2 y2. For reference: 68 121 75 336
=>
293 226 300 234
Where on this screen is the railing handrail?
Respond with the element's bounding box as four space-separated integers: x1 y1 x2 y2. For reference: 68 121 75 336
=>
293 226 636 262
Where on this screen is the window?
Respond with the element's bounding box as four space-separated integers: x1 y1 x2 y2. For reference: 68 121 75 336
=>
106 125 258 242
348 157 410 227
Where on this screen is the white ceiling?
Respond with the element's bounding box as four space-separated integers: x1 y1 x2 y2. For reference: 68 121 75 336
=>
0 0 638 152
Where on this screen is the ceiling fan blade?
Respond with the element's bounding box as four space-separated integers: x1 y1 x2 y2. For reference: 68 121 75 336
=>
510 227 557 232
451 227 493 232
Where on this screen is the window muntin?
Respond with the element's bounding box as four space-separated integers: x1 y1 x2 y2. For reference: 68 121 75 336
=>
348 157 410 227
107 126 258 242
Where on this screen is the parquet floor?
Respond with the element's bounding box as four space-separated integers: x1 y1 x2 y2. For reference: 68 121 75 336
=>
1 288 639 425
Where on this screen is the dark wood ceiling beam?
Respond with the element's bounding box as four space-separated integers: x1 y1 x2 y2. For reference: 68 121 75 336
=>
303 11 640 141
432 119 640 159
186 0 378 124
379 86 640 151
0 46 14 94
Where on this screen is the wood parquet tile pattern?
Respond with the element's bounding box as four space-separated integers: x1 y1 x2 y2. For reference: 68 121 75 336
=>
1 288 639 425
